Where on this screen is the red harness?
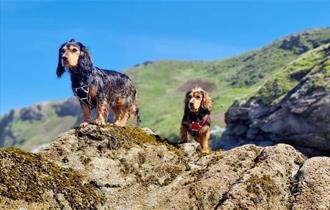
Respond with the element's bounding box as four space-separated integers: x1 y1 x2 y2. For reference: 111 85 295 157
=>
191 121 202 131
188 114 210 137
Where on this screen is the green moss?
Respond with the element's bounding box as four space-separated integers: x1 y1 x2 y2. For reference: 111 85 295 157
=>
162 165 184 186
0 147 104 209
207 152 224 166
246 174 280 202
294 156 305 166
75 124 185 158
324 58 330 71
119 156 184 187
185 168 209 185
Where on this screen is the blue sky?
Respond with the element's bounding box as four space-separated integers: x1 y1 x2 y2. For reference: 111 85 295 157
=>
0 0 329 115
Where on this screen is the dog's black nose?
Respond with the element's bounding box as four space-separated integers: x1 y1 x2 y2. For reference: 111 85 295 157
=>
62 56 68 61
189 102 194 106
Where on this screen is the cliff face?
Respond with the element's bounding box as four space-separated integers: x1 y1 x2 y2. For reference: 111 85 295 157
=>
222 44 330 155
1 124 329 209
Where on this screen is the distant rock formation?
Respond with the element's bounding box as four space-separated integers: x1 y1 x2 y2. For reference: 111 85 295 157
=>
222 44 330 155
0 98 81 150
53 97 81 117
0 124 329 209
279 29 330 54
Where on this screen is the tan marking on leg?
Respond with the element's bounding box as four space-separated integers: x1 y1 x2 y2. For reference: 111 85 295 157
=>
95 100 109 125
80 104 91 127
115 97 125 106
197 126 210 154
88 85 97 99
112 105 129 127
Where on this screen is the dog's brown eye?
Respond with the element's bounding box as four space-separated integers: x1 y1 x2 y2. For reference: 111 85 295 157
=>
188 95 192 99
61 49 65 54
72 48 78 52
196 96 201 99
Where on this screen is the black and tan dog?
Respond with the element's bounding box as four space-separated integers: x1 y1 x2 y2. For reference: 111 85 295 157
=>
180 87 212 153
56 39 140 127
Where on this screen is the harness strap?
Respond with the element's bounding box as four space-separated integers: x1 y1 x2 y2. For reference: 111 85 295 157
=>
186 114 211 137
72 74 94 107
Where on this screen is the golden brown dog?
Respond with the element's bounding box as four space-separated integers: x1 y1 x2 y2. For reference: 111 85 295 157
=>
180 87 212 153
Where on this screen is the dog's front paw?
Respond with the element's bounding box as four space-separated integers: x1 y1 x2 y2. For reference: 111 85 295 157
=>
201 149 210 154
80 122 89 127
94 119 106 126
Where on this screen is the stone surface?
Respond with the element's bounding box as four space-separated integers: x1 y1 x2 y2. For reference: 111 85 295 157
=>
292 157 330 210
1 124 329 209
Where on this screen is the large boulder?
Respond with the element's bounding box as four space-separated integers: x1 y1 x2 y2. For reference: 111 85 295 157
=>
0 124 329 209
223 44 330 154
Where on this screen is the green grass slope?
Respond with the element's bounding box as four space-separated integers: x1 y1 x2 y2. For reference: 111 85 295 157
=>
126 28 330 140
255 43 330 106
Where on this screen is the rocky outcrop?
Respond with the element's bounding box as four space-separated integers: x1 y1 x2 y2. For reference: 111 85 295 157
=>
53 97 81 117
0 98 81 150
20 105 45 121
1 124 329 209
0 147 103 209
279 29 330 55
223 44 330 155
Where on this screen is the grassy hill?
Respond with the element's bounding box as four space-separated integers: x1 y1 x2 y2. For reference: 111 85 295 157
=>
1 28 330 150
126 28 330 139
255 43 330 106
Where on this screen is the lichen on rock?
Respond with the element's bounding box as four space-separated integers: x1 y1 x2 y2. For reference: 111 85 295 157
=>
0 147 104 209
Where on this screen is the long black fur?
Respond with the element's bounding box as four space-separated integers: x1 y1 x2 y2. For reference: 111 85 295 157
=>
56 39 140 125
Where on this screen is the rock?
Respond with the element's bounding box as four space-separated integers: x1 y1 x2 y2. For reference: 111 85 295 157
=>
232 125 248 137
218 144 305 209
1 124 328 209
178 142 200 157
279 29 330 55
53 97 81 117
0 147 104 209
292 157 330 210
246 127 259 139
225 107 250 124
20 105 44 121
223 44 330 154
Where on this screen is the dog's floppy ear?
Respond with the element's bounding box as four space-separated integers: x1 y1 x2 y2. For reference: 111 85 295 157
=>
56 43 66 78
184 90 192 112
77 42 93 69
201 90 212 111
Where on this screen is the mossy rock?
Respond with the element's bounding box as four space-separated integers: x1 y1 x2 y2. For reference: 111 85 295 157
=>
75 124 185 157
0 147 104 209
246 174 280 203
